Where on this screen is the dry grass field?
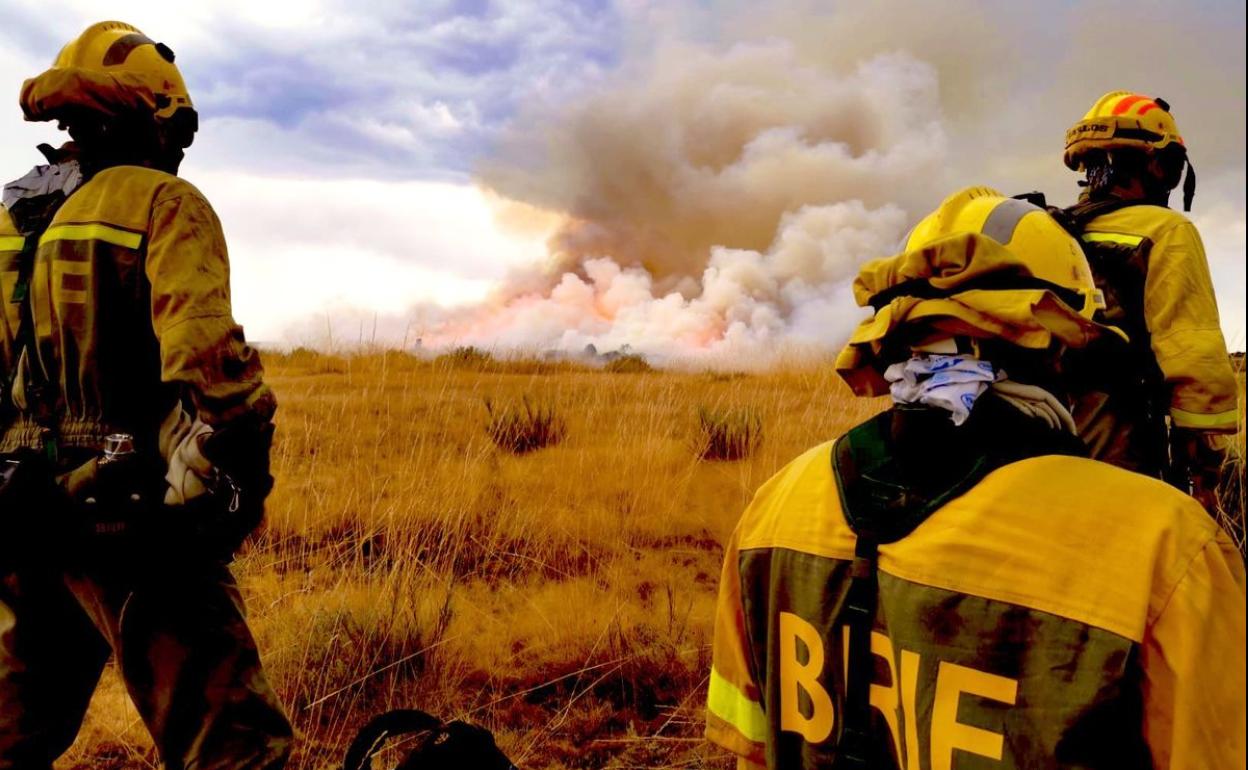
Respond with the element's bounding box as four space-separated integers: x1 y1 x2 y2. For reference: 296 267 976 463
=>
63 351 1244 769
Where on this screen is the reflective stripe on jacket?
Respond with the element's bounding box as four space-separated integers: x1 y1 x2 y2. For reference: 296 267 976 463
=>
0 207 23 390
0 165 272 454
707 442 1246 769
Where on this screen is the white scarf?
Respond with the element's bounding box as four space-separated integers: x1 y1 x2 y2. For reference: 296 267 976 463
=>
885 354 1076 433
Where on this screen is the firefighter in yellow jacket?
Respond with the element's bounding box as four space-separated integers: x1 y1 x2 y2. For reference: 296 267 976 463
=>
706 187 1246 769
0 22 291 768
1060 92 1239 502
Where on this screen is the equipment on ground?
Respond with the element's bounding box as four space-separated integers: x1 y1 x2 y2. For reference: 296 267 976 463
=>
343 710 517 770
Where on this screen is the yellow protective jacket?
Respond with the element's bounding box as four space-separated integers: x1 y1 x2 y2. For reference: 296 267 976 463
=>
0 164 272 456
1068 203 1239 473
707 442 1246 769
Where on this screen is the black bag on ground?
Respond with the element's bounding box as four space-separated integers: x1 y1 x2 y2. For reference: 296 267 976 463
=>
343 709 517 770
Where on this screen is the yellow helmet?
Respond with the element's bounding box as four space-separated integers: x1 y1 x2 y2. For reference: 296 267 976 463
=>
1064 91 1184 171
20 21 193 123
836 186 1121 396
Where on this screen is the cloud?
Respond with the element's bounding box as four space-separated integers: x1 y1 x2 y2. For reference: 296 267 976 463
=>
0 0 622 178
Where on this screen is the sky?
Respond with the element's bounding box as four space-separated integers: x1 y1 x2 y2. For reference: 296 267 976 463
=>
0 0 1244 354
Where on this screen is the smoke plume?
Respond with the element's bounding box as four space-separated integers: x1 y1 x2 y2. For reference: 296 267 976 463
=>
426 41 950 363
411 0 1246 363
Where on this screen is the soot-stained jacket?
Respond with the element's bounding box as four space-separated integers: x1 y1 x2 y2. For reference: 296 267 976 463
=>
0 164 273 457
707 442 1246 769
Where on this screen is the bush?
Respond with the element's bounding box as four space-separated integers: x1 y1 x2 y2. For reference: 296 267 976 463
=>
436 346 494 369
485 397 568 454
604 354 653 374
696 406 762 461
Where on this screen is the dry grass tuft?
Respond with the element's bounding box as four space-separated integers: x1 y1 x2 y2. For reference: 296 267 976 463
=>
1216 451 1245 549
485 397 568 454
697 406 763 461
1213 373 1247 553
604 354 654 374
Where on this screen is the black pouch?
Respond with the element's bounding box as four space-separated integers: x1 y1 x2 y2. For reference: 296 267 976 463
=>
343 709 517 770
55 452 172 568
0 450 68 569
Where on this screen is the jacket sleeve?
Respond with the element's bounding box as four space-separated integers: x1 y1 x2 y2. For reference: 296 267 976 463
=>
707 523 768 767
145 190 275 426
1141 526 1246 769
1144 222 1239 432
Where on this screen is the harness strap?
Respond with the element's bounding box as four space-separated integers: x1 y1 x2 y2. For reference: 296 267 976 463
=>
837 535 880 769
1181 157 1196 212
1053 197 1138 237
867 272 1087 314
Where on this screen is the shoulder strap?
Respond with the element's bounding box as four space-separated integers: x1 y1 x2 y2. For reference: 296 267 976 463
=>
1055 197 1139 236
1008 191 1141 239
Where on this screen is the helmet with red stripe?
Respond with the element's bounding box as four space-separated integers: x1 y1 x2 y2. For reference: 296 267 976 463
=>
1064 91 1184 171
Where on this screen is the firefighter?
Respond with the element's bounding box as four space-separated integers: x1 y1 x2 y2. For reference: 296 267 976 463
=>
706 187 1246 769
1059 91 1239 505
0 22 292 768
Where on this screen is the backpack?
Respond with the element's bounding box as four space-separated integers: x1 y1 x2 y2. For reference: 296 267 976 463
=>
1013 192 1170 476
2 145 81 454
343 710 518 770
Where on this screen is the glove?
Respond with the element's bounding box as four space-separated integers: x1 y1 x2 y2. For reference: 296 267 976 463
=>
159 405 275 555
201 416 275 556
159 406 216 505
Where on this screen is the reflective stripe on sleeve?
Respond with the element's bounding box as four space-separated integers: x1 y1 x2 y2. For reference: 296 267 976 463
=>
40 223 142 249
0 235 26 252
1170 406 1241 430
1081 232 1144 247
708 666 767 744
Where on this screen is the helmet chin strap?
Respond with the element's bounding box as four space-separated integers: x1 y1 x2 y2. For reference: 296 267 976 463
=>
1182 157 1196 212
1081 150 1190 210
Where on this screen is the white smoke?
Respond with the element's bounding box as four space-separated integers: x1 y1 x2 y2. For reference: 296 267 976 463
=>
424 42 951 363
375 0 1245 362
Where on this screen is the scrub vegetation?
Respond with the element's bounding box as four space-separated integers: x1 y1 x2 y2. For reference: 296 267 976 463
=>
1217 373 1247 550
696 406 764 461
62 352 1244 769
485 397 568 455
